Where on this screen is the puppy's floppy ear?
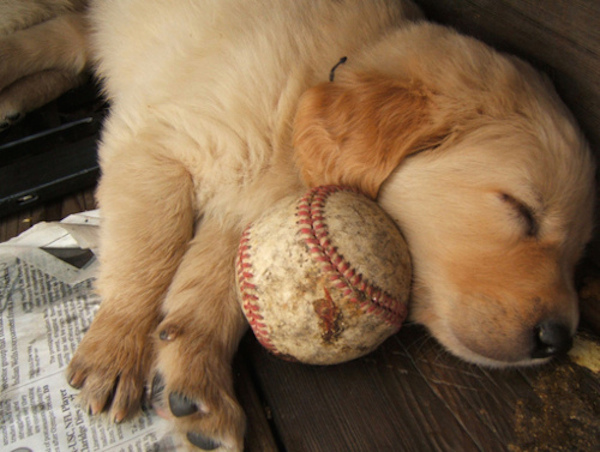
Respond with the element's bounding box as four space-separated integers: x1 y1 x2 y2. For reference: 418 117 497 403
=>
293 73 451 198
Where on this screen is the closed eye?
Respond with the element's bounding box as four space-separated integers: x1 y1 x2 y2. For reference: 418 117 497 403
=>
500 193 538 237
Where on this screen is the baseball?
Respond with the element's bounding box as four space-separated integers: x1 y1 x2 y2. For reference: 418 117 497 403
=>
235 185 412 365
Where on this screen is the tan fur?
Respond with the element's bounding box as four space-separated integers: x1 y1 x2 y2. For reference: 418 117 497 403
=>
2 0 595 449
294 74 453 198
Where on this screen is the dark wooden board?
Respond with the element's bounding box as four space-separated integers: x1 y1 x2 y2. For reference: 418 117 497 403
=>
0 187 96 242
234 352 281 451
242 326 600 452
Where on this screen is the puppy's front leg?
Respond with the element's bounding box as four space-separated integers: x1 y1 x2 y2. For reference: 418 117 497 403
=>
152 221 247 451
67 130 195 423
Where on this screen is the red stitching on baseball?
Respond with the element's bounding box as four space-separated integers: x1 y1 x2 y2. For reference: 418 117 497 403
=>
237 225 282 355
296 186 406 328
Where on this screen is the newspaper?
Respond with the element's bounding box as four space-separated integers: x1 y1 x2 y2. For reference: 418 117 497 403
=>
0 211 177 451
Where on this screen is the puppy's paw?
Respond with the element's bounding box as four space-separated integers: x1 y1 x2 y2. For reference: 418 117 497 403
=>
1 86 26 131
152 323 246 451
162 376 245 452
0 110 23 131
66 316 154 423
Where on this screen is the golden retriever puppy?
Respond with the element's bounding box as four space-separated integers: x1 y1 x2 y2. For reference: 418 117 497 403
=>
0 0 88 130
2 0 584 449
294 36 596 366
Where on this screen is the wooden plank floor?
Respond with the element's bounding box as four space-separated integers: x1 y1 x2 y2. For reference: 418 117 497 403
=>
0 188 96 242
2 192 599 452
240 328 600 452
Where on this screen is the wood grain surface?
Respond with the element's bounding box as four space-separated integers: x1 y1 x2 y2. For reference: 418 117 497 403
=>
240 326 600 452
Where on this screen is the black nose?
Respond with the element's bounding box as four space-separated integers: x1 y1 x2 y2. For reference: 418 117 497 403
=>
531 321 573 359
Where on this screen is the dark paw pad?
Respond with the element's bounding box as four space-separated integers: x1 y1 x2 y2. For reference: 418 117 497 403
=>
187 431 220 450
169 392 199 417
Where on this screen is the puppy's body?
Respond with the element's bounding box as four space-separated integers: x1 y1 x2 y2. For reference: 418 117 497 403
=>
90 0 423 227
5 0 588 449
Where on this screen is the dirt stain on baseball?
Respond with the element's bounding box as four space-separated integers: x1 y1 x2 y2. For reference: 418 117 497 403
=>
313 288 344 343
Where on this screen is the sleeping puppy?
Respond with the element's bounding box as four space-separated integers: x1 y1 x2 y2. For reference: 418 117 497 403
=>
4 0 594 450
0 0 88 130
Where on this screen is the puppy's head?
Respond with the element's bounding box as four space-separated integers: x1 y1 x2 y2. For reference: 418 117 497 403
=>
293 24 596 367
